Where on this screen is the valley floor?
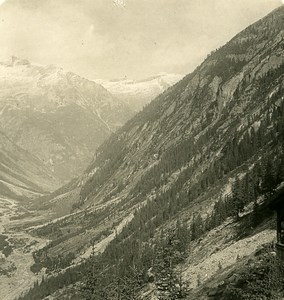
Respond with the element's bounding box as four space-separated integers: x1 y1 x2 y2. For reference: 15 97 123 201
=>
0 198 49 300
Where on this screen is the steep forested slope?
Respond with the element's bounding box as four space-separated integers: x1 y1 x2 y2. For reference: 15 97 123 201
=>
20 6 284 300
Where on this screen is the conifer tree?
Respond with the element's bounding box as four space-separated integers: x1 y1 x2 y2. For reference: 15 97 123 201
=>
191 214 204 240
231 177 245 219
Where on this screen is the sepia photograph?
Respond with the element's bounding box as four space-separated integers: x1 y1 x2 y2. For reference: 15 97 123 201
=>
0 0 284 299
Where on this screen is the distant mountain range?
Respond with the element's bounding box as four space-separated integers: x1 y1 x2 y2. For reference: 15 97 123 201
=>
0 57 133 190
96 73 183 111
22 6 284 299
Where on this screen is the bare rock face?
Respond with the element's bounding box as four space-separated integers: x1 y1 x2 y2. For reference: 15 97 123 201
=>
0 58 133 184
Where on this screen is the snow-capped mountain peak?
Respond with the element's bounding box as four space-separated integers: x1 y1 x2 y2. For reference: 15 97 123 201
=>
95 72 183 111
0 57 133 184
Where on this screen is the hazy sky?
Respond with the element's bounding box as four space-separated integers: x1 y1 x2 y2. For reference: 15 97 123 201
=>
0 0 282 80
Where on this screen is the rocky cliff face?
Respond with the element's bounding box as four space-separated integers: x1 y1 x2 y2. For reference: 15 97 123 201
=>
96 73 183 111
0 58 133 183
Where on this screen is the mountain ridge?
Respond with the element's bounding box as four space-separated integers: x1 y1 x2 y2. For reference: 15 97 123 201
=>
0 57 134 184
96 72 183 111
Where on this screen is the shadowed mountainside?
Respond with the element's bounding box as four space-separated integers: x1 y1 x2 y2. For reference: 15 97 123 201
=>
0 131 58 200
